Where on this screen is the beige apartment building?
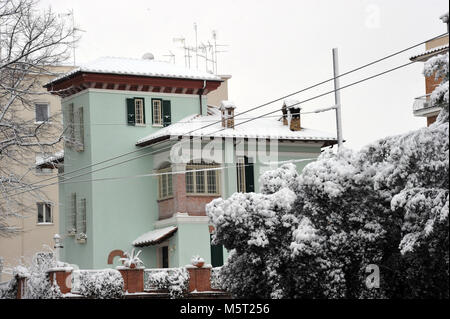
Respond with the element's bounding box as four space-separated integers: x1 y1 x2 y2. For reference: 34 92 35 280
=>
0 65 74 281
410 12 449 126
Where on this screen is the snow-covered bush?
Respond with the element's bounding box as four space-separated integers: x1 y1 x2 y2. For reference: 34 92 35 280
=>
207 165 300 298
0 278 18 299
145 268 189 299
208 54 449 298
17 251 63 299
210 267 223 290
77 269 124 299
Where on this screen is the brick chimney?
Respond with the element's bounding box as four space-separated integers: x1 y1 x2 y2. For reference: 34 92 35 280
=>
220 100 236 129
282 100 301 131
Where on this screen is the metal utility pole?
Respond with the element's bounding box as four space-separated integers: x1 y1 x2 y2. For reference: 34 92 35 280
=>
332 48 344 149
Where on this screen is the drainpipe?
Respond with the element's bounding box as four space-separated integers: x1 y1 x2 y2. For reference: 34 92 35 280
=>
198 80 206 115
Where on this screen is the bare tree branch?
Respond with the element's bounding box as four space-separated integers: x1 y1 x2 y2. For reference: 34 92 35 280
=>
0 0 79 237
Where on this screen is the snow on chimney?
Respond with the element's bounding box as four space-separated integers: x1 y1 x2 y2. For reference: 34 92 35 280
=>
282 100 301 131
220 100 236 129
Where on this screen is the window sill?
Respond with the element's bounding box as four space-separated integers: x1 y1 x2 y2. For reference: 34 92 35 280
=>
37 222 54 226
157 196 174 202
186 193 221 197
35 121 52 125
152 124 163 128
135 123 147 127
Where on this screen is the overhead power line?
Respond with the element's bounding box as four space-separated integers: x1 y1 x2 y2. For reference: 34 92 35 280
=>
9 58 420 198
6 33 446 196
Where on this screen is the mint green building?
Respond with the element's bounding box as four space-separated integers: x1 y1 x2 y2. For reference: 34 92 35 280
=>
41 57 336 270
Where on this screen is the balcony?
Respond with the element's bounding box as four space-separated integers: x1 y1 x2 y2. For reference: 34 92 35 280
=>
412 94 440 117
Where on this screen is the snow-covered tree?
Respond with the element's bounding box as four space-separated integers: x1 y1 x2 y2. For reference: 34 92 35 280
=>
0 0 78 236
207 53 449 298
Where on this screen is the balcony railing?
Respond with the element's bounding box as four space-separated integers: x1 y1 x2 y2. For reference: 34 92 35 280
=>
413 94 432 113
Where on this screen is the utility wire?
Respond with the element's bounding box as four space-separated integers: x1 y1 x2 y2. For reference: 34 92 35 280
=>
30 158 317 187
6 33 445 196
8 58 419 198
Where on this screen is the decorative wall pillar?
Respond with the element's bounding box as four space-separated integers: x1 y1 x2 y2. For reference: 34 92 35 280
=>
47 268 73 294
187 265 213 292
117 267 144 293
172 163 187 214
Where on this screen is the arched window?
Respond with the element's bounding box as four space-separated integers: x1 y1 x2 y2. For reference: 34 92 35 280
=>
157 163 173 200
186 161 221 195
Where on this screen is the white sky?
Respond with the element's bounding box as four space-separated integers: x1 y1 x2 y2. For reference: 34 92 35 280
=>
41 0 449 150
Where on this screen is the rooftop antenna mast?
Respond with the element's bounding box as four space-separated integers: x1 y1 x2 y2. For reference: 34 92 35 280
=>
58 9 86 66
212 30 228 74
173 37 188 67
197 42 215 73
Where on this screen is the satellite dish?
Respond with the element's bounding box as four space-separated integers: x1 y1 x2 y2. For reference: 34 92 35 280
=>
142 52 154 60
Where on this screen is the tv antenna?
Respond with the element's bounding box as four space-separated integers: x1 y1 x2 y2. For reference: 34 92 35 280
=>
58 9 86 66
173 37 194 68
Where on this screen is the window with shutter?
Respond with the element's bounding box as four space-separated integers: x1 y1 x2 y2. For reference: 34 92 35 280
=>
127 98 146 125
237 156 254 192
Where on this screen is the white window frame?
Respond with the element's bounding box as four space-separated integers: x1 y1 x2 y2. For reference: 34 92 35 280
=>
186 163 221 196
135 98 145 126
37 202 52 224
236 157 246 193
34 102 50 124
157 167 173 200
152 99 163 126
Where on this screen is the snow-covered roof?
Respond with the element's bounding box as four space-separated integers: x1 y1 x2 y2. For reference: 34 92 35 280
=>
35 150 64 168
46 56 221 86
136 113 337 146
133 226 178 247
410 44 449 62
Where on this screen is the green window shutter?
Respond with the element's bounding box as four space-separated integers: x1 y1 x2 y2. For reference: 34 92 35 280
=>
244 157 255 192
141 98 146 124
126 98 135 125
162 100 171 127
210 234 224 267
